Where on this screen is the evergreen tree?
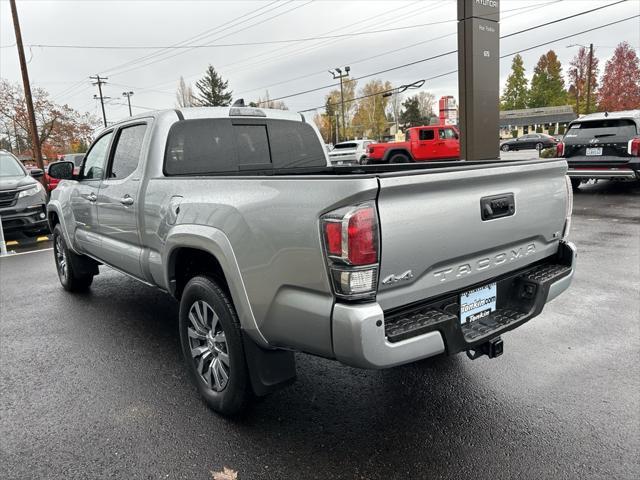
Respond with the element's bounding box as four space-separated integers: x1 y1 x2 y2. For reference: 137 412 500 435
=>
399 96 424 127
598 41 640 112
501 54 529 110
194 65 233 107
528 50 567 108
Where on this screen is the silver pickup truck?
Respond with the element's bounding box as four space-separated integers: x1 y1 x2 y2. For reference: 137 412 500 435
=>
47 107 576 415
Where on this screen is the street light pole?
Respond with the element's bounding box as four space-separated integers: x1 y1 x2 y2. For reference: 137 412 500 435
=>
586 43 594 114
330 66 350 141
122 91 134 117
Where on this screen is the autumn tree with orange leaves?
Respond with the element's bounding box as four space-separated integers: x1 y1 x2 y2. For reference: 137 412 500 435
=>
598 42 640 112
0 79 98 161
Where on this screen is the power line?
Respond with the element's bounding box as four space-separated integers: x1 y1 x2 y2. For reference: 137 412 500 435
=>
261 3 633 105
296 14 639 112
235 0 563 98
101 0 284 75
106 0 314 77
21 20 459 50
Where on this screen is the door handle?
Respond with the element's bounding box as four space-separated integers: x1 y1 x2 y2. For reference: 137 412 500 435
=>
120 195 134 206
87 193 97 202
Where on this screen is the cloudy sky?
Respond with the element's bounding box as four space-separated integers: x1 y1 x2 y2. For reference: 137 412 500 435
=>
1 0 638 124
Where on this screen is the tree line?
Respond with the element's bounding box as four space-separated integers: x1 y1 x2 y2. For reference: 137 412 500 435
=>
175 64 439 144
0 79 97 160
501 41 640 115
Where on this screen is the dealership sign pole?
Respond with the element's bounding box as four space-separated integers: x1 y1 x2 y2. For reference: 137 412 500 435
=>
457 0 500 160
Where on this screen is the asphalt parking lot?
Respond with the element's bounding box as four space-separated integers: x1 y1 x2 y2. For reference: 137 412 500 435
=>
1 179 639 480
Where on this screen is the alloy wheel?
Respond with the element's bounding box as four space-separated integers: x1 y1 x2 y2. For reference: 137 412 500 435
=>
54 235 67 281
187 300 230 392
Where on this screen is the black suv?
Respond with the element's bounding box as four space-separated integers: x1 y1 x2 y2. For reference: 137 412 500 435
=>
558 110 640 190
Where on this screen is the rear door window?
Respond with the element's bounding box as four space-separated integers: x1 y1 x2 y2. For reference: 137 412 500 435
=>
419 129 435 141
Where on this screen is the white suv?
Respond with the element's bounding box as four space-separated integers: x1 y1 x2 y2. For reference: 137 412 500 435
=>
328 140 375 165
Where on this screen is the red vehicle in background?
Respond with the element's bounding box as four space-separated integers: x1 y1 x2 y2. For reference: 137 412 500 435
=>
45 153 85 192
365 125 460 164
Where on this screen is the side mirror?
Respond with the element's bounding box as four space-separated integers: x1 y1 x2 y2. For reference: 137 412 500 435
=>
29 168 44 178
48 161 75 180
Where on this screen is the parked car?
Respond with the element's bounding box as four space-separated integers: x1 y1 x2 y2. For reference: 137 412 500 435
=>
328 140 375 165
365 125 460 163
47 107 575 416
557 110 640 190
500 133 557 152
0 150 49 236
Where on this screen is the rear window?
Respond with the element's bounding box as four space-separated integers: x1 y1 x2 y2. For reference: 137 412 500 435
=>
334 142 357 149
164 118 325 175
565 119 637 141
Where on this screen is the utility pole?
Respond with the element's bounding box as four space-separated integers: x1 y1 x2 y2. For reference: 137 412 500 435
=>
90 74 109 127
330 66 350 141
586 43 594 114
10 0 43 170
122 91 134 116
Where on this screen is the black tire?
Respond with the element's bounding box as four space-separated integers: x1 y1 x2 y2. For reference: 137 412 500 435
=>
359 156 367 165
501 144 509 152
179 276 251 416
53 224 94 292
389 153 410 163
535 142 544 151
570 178 581 191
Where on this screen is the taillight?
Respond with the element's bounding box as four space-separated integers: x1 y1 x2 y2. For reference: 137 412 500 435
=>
628 137 640 156
556 141 564 157
563 176 574 239
321 202 379 299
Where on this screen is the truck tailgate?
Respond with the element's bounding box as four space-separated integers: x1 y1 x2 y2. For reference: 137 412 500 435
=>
376 159 568 311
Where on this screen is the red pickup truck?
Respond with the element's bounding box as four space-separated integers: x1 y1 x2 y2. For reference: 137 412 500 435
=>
366 125 460 163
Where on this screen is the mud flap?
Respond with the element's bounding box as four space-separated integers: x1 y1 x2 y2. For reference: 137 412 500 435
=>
242 335 297 397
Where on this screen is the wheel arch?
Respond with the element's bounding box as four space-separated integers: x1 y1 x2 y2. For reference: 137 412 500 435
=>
383 148 412 162
163 225 269 347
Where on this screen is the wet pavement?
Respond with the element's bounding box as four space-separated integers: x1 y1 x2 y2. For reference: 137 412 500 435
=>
1 180 638 479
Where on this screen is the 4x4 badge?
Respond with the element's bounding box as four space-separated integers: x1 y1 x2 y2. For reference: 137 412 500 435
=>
382 270 414 285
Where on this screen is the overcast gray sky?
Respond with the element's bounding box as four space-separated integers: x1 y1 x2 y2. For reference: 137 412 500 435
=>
1 0 638 123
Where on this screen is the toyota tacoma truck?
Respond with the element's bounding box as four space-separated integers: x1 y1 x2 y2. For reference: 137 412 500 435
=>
558 110 640 189
47 106 576 415
365 125 460 164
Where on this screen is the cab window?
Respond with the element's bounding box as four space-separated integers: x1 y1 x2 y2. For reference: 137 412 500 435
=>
82 131 113 180
419 129 435 141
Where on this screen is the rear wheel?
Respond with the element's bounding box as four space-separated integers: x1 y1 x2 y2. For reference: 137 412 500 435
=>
53 224 94 292
535 142 544 151
179 275 251 416
389 153 410 163
501 144 510 152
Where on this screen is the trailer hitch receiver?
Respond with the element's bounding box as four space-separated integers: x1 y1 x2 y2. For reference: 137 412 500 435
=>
466 336 503 360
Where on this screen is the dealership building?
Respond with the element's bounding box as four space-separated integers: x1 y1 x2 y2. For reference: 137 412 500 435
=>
499 105 577 138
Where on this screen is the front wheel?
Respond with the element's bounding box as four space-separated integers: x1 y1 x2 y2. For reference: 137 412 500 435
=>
535 142 544 151
179 276 251 416
501 144 509 152
53 224 94 292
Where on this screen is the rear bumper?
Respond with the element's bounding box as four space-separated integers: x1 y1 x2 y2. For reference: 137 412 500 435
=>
566 157 640 179
332 241 576 369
